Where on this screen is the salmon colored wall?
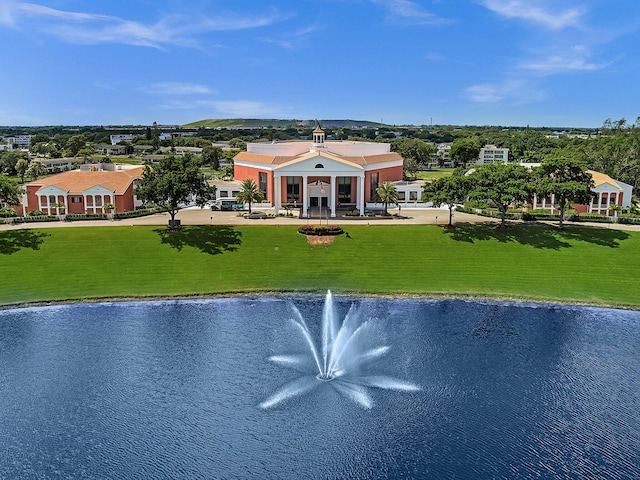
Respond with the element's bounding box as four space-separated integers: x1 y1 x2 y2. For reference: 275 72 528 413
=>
364 166 403 202
573 203 588 214
234 165 273 202
116 183 135 212
68 198 84 214
25 186 40 213
236 165 403 204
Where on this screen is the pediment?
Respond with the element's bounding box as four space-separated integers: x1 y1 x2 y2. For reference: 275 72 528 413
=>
85 185 114 195
37 185 67 196
594 182 620 192
275 152 363 174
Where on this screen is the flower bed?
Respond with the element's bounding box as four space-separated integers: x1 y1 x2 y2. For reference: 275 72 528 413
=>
298 225 344 236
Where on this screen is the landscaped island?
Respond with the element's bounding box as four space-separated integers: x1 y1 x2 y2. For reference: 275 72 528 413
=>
1 224 639 308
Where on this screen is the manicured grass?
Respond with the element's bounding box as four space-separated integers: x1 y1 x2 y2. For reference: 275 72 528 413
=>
1 224 639 308
415 168 453 181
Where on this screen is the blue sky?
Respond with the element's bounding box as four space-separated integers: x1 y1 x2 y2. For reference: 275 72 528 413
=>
1 0 639 127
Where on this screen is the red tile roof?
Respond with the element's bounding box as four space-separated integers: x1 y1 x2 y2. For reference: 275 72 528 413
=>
27 166 144 194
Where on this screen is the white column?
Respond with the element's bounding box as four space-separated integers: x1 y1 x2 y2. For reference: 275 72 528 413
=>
358 174 365 216
302 175 308 218
38 195 43 212
274 173 281 215
597 192 603 214
330 175 336 218
63 196 68 214
83 194 88 214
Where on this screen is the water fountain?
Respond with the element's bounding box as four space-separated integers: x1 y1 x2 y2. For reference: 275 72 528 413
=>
260 291 421 409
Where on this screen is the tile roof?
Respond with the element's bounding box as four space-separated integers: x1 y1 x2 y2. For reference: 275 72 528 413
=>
234 151 402 168
28 166 144 194
588 170 622 190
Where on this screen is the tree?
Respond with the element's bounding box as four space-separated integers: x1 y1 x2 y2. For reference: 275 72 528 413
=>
0 174 23 206
25 160 47 180
0 150 27 176
375 181 398 216
202 145 223 170
134 154 216 226
403 157 420 180
450 138 481 167
535 155 594 228
64 134 86 157
392 137 436 168
467 163 532 227
15 158 29 183
235 179 264 214
422 171 469 226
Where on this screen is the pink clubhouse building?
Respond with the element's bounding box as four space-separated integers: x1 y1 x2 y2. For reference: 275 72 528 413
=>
21 165 144 215
233 126 404 217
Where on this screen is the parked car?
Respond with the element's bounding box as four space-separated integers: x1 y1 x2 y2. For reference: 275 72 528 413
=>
244 211 267 219
211 199 244 211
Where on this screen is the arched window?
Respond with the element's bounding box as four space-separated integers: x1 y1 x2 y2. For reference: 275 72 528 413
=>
315 163 324 168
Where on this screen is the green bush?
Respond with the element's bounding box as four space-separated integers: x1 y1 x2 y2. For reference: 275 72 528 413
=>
27 209 47 216
13 215 58 224
65 213 108 221
573 214 613 223
298 225 344 236
0 207 17 218
114 208 161 219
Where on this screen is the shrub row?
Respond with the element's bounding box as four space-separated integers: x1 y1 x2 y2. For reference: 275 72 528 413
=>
12 215 59 224
298 225 344 236
65 213 108 221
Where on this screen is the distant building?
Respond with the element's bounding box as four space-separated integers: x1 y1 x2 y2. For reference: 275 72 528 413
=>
436 143 452 167
110 134 134 145
7 135 33 148
94 144 127 155
477 145 509 164
40 157 83 173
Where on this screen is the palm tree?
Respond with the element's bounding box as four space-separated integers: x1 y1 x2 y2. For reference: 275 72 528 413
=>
236 179 265 214
375 181 398 216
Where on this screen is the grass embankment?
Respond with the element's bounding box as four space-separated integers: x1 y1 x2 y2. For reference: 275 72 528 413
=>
1 224 639 308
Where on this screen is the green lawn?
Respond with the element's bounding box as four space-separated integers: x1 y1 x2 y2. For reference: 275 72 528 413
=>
415 168 453 181
1 224 639 308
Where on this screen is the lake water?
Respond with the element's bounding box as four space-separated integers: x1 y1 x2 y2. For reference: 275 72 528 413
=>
1 297 639 479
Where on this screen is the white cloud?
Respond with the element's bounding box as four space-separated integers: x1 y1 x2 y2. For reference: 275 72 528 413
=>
519 45 608 75
146 82 216 96
465 79 546 104
480 0 585 29
370 0 452 25
1 2 290 48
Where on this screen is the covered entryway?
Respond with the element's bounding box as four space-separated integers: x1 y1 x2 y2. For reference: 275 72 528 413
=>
272 153 366 218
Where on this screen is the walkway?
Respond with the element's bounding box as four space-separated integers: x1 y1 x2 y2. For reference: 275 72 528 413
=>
2 206 640 232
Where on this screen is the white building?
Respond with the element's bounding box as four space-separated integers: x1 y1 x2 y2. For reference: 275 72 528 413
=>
478 145 509 164
110 134 134 145
8 135 33 148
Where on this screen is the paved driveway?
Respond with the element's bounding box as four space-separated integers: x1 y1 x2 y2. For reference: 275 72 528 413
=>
2 206 640 232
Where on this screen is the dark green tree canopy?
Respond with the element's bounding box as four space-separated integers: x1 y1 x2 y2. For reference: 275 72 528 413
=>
450 138 481 167
0 174 24 206
422 169 469 226
467 163 532 227
134 154 215 224
534 155 594 228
